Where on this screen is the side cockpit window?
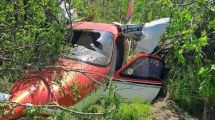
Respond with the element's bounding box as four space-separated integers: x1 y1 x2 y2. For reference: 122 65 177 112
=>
119 57 165 80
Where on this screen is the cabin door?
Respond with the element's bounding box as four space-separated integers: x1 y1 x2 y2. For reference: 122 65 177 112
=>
112 53 165 102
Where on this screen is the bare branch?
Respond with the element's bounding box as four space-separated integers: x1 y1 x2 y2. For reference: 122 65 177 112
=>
0 101 115 116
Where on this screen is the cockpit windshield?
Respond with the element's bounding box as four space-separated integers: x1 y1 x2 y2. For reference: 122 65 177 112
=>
64 30 114 66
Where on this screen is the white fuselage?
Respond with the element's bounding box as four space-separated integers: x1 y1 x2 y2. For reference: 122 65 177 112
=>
112 80 161 102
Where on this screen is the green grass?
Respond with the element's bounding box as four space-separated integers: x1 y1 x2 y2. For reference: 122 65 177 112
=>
111 102 153 120
166 64 204 117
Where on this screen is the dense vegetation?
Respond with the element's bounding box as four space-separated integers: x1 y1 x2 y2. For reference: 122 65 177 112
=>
0 0 215 120
0 0 68 92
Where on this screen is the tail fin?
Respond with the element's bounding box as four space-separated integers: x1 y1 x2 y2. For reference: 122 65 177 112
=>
125 0 135 24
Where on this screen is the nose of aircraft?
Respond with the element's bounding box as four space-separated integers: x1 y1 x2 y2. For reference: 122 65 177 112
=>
0 59 110 119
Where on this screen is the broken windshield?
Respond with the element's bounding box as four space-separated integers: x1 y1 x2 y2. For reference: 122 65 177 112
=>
64 30 114 66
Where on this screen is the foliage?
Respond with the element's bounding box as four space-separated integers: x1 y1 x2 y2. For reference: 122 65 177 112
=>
0 0 68 87
157 0 215 119
0 0 215 119
167 64 204 116
155 0 215 119
43 83 154 120
71 0 170 23
71 0 129 23
111 102 153 120
198 65 215 120
70 0 214 119
71 1 215 119
199 65 215 102
12 81 153 120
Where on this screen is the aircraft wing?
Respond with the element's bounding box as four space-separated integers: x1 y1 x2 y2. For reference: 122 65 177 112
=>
121 18 170 53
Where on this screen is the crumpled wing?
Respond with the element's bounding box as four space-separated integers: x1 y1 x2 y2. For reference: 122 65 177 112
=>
135 18 170 53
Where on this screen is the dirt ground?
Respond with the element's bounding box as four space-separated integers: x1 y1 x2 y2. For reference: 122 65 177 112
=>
152 93 198 120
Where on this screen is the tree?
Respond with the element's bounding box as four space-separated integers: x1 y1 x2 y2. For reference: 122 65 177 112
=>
0 0 68 86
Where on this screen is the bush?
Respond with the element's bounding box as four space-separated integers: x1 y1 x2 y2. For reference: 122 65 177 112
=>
167 64 204 117
0 0 67 85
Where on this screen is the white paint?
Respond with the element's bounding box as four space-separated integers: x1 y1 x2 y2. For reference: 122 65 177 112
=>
59 1 77 22
120 18 170 54
71 85 106 111
135 18 170 53
0 92 10 101
112 81 161 102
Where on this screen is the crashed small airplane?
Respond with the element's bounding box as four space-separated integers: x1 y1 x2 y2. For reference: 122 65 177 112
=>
0 0 169 119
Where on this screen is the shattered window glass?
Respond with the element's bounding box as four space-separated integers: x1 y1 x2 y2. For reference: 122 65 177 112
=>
64 30 114 66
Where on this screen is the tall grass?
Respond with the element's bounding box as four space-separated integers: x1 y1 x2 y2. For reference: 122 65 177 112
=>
166 63 204 117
